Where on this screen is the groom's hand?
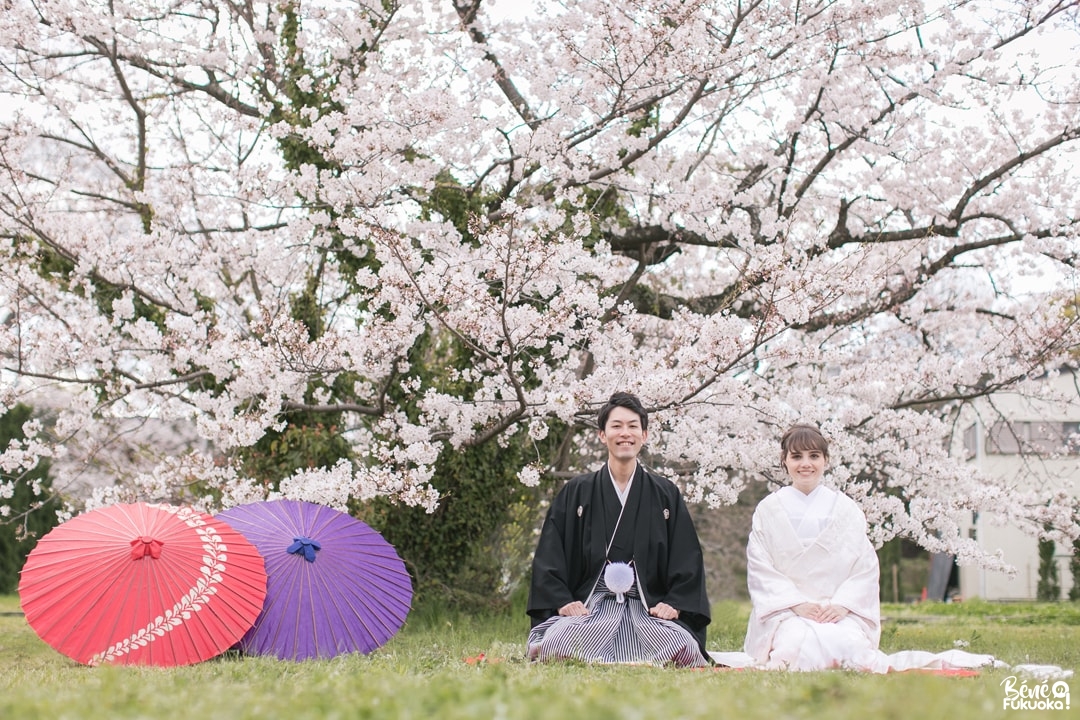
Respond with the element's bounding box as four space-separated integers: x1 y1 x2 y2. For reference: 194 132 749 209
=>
559 601 589 616
649 602 679 620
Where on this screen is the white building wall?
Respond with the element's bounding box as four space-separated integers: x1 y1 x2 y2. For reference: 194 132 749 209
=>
957 371 1080 601
958 523 1074 601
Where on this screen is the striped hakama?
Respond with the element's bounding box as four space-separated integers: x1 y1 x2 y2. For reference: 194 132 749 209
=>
528 570 707 667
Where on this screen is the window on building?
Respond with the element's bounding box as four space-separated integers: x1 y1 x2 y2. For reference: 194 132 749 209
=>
962 424 977 459
986 421 1022 454
1064 422 1080 453
984 421 1080 455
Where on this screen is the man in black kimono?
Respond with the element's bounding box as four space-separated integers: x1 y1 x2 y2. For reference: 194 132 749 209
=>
526 392 711 666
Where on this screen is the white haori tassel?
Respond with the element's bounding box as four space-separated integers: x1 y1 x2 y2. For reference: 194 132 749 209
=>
604 562 635 603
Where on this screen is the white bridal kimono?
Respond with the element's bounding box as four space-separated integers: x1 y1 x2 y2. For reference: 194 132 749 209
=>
743 485 884 671
709 485 1037 675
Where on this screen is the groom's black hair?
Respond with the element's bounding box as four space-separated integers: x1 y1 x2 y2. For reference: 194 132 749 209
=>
598 392 649 432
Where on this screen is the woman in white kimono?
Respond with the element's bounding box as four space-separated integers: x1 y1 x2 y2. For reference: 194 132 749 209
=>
742 424 888 671
708 425 1057 675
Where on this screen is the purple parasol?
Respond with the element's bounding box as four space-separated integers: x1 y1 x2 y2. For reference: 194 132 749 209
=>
216 499 412 660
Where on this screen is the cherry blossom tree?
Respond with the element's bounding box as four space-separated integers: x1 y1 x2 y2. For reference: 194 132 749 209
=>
1 0 1079 577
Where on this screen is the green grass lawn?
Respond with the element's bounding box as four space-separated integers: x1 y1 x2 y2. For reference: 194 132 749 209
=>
2 595 1076 720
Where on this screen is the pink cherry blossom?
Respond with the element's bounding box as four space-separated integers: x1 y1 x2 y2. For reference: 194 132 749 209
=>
1 1 1077 568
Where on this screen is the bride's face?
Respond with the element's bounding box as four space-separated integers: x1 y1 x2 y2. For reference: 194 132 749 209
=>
784 448 826 493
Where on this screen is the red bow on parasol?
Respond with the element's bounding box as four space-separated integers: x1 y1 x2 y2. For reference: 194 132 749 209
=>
19 502 267 666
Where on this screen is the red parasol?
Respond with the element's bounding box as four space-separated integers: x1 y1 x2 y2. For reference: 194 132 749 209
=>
19 502 267 666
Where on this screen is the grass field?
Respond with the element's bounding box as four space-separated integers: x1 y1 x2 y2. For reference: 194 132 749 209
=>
2 595 1076 719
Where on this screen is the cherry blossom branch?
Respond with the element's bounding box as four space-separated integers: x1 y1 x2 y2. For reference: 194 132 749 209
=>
453 0 540 131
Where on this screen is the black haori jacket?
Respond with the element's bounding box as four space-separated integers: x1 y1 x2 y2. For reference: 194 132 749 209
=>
527 464 711 653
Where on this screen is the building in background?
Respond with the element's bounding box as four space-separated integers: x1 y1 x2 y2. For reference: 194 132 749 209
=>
958 368 1080 601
